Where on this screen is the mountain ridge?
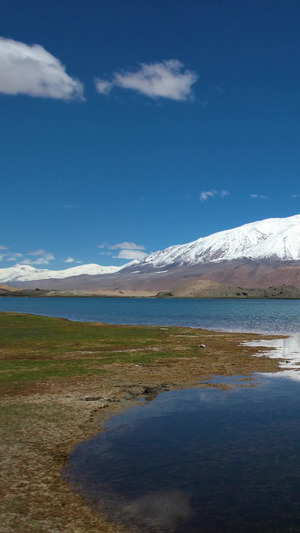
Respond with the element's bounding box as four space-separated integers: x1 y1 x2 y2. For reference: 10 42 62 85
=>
0 263 122 283
1 215 300 289
133 214 300 270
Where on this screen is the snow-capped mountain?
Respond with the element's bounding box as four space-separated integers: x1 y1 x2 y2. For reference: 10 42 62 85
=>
0 263 121 284
2 216 300 290
136 215 300 269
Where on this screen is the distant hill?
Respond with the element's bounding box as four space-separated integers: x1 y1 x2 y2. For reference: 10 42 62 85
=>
157 280 300 299
0 263 121 284
1 280 300 300
1 215 300 291
0 284 19 292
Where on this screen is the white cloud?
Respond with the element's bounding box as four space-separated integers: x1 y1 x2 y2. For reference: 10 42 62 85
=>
94 78 113 95
6 253 22 259
250 194 267 199
98 241 147 261
0 37 84 100
114 250 148 260
0 251 23 262
98 241 145 250
199 190 229 201
22 258 48 265
28 248 45 256
291 194 300 198
64 257 82 264
95 60 198 101
43 253 55 261
111 242 145 250
0 255 3 261
21 252 55 265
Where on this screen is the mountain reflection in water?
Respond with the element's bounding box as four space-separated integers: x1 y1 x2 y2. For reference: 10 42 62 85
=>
63 372 300 532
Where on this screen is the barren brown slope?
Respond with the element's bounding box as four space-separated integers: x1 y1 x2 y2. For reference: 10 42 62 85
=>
11 259 300 292
157 280 242 298
157 279 300 299
0 284 19 291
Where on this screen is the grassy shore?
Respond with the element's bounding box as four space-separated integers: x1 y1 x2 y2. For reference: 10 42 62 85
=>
0 312 284 532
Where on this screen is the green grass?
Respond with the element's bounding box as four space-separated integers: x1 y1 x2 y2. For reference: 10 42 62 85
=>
0 357 107 382
0 312 201 387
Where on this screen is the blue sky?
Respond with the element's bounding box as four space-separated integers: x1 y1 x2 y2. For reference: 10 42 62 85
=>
1 0 300 269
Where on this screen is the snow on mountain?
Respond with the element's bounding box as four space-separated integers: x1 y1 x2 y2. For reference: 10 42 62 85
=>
2 216 300 285
138 215 300 269
0 263 121 283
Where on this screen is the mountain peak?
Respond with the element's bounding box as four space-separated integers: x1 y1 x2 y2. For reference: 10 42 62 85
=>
0 263 121 283
137 214 300 269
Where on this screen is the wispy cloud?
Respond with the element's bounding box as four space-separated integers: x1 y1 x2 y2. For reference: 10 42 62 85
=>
21 252 55 265
6 253 23 261
98 242 145 250
199 190 229 201
250 194 267 199
0 250 23 262
291 194 300 198
214 85 224 94
95 79 113 95
98 241 147 261
28 249 46 256
95 60 198 101
64 257 82 264
0 37 84 100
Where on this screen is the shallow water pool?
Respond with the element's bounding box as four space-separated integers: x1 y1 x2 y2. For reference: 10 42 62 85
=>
63 373 300 532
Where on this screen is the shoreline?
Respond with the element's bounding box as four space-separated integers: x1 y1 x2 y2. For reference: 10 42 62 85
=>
0 303 297 338
1 293 300 300
0 312 287 532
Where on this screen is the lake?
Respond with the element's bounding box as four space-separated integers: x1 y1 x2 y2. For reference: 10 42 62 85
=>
0 296 300 334
63 374 300 532
2 296 300 531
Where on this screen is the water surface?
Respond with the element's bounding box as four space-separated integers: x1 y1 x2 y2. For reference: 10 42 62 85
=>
64 374 300 532
0 297 300 334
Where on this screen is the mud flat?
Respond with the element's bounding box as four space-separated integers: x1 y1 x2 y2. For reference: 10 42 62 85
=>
0 312 285 532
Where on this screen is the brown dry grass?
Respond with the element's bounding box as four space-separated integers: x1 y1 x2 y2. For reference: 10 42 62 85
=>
0 313 284 532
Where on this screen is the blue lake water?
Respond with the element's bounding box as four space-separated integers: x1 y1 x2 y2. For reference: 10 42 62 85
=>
3 296 300 530
63 374 300 532
0 297 300 334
